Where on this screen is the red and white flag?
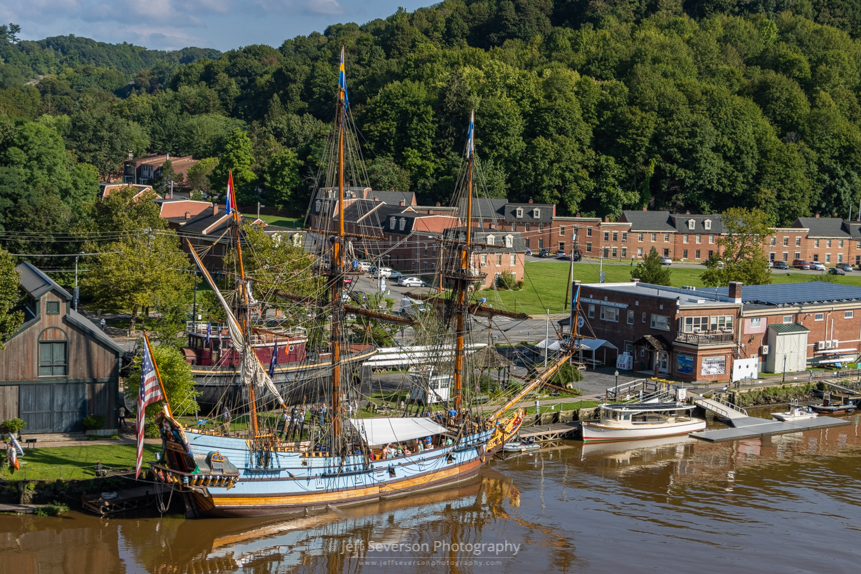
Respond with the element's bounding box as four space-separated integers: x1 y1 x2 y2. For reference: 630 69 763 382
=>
225 170 236 215
136 338 165 480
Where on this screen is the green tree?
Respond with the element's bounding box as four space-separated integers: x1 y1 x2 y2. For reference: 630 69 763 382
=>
262 148 302 210
126 344 199 417
211 129 257 206
631 247 672 286
186 157 218 197
0 247 23 350
702 207 773 287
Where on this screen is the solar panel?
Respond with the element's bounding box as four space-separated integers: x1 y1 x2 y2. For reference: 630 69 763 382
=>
708 282 861 306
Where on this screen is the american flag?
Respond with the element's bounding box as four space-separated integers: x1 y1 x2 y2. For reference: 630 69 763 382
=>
136 339 165 480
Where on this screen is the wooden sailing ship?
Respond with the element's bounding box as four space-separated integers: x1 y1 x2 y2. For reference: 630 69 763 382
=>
149 48 579 518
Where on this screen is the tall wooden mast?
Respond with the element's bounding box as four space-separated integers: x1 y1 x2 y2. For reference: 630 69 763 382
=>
329 46 348 451
453 109 476 417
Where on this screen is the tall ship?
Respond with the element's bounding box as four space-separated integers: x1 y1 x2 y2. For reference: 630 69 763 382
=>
147 48 577 518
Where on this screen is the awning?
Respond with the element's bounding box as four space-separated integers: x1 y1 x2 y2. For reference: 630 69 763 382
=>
577 339 618 352
535 339 563 351
349 417 449 446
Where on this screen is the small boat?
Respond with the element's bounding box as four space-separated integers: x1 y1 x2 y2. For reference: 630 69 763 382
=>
809 392 856 415
503 440 540 453
772 402 818 422
581 402 706 443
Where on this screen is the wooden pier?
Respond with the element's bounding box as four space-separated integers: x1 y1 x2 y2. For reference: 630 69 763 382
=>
81 485 159 516
518 422 580 441
0 503 50 515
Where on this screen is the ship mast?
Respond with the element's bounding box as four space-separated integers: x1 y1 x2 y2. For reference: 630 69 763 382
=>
329 46 348 452
453 109 476 418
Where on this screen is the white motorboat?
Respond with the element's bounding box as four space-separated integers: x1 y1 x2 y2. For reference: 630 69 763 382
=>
581 402 706 443
503 440 540 453
772 404 818 422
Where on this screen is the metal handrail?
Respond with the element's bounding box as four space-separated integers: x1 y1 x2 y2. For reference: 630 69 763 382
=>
675 332 734 345
695 395 748 417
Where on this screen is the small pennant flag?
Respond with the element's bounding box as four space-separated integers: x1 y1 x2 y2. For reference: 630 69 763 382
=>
339 46 349 109
225 170 236 215
268 340 278 378
136 338 165 480
466 109 475 158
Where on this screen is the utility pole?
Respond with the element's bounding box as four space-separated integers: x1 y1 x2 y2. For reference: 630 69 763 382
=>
192 268 199 325
544 308 550 368
74 252 82 311
257 202 262 220
564 228 577 311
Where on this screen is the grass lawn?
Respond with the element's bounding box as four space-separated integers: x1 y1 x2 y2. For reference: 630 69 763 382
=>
241 213 302 228
482 261 861 315
1 444 161 481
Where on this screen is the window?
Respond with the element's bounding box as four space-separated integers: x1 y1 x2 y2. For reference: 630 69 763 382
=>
683 235 689 244
559 226 565 237
845 311 854 319
496 254 502 265
390 216 396 228
664 248 669 256
750 318 762 328
538 239 544 248
638 233 644 242
709 235 714 244
39 342 67 376
857 241 861 249
525 223 531 232
783 253 788 261
651 233 657 242
771 236 776 246
487 235 495 245
664 233 670 242
651 314 670 331
399 218 406 231
612 247 618 257
683 249 688 259
46 301 60 315
796 237 801 246
695 250 701 259
587 227 592 237
627 310 635 325
505 235 513 248
315 199 322 212
704 220 712 230
515 207 523 218
683 316 709 333
533 208 540 218
814 313 824 321
512 223 517 232
525 238 530 248
539 223 544 232
710 315 733 331
637 248 643 257
510 254 516 266
588 305 595 319
559 242 565 251
815 239 820 248
795 252 801 260
826 253 832 263
688 219 695 230
622 232 628 242
813 254 819 261
783 237 789 246
827 239 832 248
480 254 487 267
586 242 592 253
696 235 701 244
612 231 618 242
604 231 609 241
621 247 627 258
838 253 844 263
600 306 619 322
642 312 647 324
839 239 844 248
783 315 793 324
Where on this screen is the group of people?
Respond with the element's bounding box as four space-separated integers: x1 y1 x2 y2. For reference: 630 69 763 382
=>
376 436 441 460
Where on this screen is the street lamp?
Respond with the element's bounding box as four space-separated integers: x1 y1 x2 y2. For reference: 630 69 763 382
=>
615 370 620 401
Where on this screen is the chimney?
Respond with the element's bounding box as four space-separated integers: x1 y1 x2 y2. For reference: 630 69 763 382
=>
212 204 218 216
127 150 133 159
374 197 379 202
815 213 820 218
728 282 743 304
631 278 640 283
604 216 609 222
184 211 191 220
166 153 170 160
576 212 581 217
436 202 441 207
399 200 405 207
642 206 647 211
528 198 533 204
685 210 690 215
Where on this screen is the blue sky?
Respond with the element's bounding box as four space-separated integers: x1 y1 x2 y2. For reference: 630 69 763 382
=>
3 0 433 51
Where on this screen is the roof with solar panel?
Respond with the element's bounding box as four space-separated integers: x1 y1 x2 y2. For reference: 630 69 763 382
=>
697 282 861 307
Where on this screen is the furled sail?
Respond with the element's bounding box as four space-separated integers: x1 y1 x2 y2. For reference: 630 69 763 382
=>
186 241 285 407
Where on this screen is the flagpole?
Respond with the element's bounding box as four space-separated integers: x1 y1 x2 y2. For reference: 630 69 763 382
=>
144 330 173 418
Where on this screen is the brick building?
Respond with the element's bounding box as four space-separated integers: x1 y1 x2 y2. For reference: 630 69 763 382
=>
123 154 198 187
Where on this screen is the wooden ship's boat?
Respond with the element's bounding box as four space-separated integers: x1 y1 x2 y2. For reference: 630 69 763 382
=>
146 48 577 518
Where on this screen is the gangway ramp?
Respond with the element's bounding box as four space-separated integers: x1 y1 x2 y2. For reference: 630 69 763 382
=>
692 396 767 428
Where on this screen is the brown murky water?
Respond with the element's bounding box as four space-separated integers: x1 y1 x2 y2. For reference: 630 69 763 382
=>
2 411 860 573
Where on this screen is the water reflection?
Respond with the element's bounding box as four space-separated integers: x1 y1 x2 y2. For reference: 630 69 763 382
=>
1 414 859 573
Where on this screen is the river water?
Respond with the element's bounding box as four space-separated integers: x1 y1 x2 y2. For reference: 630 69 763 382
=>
2 410 860 573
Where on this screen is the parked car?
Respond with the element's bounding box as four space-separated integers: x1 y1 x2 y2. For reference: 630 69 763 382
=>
397 276 424 287
370 267 393 278
792 259 811 270
343 277 353 285
389 270 403 279
773 261 789 269
537 248 552 258
836 263 854 272
811 262 826 271
571 249 582 261
356 261 372 271
660 256 672 266
829 267 846 276
555 250 566 258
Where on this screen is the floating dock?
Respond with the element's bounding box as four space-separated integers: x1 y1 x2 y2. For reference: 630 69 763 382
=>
690 416 851 442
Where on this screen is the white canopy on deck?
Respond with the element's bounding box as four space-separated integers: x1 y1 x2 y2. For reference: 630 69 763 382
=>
577 339 618 352
349 417 449 447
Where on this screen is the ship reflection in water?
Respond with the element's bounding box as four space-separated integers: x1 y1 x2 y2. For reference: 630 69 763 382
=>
1 413 859 573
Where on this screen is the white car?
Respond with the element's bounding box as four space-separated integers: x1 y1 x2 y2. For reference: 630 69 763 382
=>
370 267 393 278
397 276 424 287
356 261 372 271
811 262 826 271
660 257 672 266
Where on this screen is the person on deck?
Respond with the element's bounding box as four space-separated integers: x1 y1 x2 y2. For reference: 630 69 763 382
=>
297 407 306 439
118 406 127 430
281 411 291 439
320 403 327 425
310 404 318 427
223 407 231 433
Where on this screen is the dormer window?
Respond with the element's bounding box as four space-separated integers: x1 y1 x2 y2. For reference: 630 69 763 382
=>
515 207 523 218
390 216 396 229
399 218 406 231
487 235 495 245
533 208 540 218
688 219 695 230
704 219 711 230
505 235 513 248
315 200 322 212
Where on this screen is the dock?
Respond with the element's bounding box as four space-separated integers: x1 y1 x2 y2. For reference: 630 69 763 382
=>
0 503 50 515
518 422 580 441
81 485 159 516
690 416 851 442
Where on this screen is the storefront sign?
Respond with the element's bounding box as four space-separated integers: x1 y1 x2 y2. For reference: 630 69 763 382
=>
676 354 694 375
701 356 726 376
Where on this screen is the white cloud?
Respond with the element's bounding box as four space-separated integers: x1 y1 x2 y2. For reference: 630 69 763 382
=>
304 0 342 16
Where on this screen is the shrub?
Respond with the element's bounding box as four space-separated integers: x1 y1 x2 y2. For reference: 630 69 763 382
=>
496 271 516 290
82 415 105 431
1 418 26 435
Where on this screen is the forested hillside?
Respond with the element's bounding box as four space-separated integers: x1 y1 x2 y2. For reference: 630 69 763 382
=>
3 0 861 243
